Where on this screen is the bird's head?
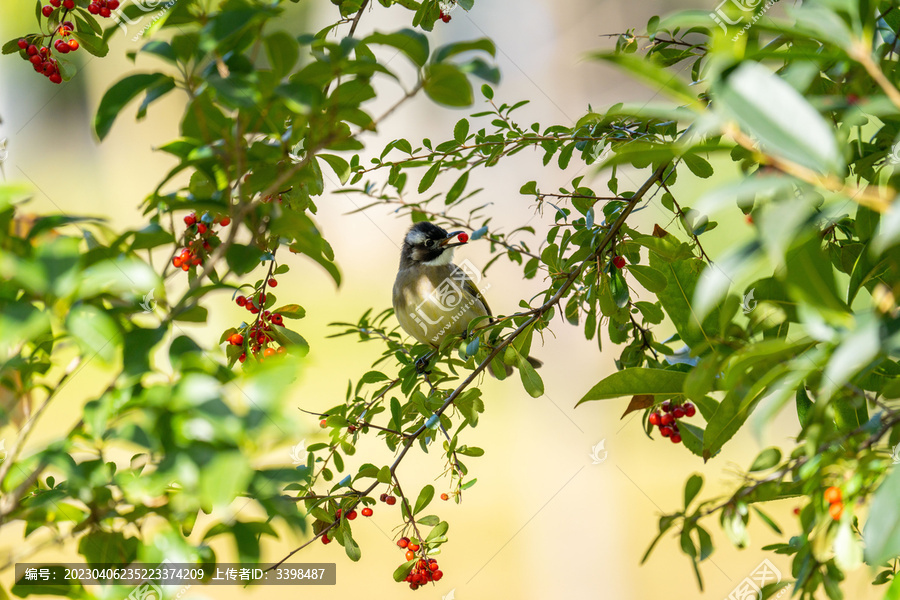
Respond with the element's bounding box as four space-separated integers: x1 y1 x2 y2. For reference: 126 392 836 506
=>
400 222 468 268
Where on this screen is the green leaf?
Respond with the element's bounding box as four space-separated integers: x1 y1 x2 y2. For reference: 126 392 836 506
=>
682 153 713 178
650 254 718 354
318 154 351 185
577 368 686 405
94 73 172 140
453 118 469 144
749 448 782 472
627 264 667 293
865 463 900 568
66 304 121 364
343 528 362 562
414 485 434 514
425 520 449 543
714 62 843 174
393 560 416 582
684 474 703 509
432 38 496 63
424 63 473 107
273 304 306 319
366 29 429 67
72 31 109 57
515 349 544 397
418 162 440 193
264 31 299 77
226 243 263 275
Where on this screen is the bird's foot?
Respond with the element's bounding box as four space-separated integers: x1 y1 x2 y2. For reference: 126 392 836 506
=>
414 353 434 375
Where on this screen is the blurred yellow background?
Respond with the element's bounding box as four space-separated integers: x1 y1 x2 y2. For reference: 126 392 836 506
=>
0 0 885 598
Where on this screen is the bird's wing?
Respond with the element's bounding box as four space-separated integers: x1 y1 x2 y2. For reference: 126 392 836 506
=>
461 274 492 317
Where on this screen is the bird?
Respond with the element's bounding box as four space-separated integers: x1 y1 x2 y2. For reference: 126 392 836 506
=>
392 222 541 373
392 221 487 351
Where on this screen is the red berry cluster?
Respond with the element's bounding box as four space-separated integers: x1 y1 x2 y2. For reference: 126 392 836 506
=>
438 10 451 22
18 40 63 84
87 0 120 17
647 400 696 444
612 255 626 269
320 506 373 544
229 292 285 362
379 492 397 506
396 538 443 589
173 212 230 272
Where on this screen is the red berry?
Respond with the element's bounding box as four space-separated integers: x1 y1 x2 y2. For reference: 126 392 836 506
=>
220 216 231 226
17 39 28 49
673 407 686 419
108 0 119 7
684 403 696 417
405 550 415 561
408 542 420 551
433 570 443 581
824 486 842 505
88 3 99 13
456 232 468 243
49 73 62 84
440 493 449 501
793 507 801 515
346 510 357 520
397 537 409 548
829 502 843 520
263 347 275 357
26 44 38 56
409 583 418 590
321 534 330 544
334 509 342 519
42 5 54 16
236 295 247 306
648 412 661 426
184 214 196 226
660 413 674 426
68 39 78 51
230 333 244 345
670 434 682 444
181 263 190 271
613 256 626 269
386 495 396 505
659 426 672 438
271 314 283 326
197 223 207 234
661 400 672 412
100 6 110 17
30 55 43 65
442 14 451 22
268 278 277 287
362 507 373 517
319 419 327 428
63 0 74 8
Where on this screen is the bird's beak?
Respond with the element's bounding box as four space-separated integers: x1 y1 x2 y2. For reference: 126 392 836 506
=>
440 231 467 248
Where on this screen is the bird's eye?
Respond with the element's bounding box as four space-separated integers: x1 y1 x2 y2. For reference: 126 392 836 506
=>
424 239 436 248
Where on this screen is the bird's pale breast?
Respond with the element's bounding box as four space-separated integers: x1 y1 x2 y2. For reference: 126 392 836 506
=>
393 263 489 347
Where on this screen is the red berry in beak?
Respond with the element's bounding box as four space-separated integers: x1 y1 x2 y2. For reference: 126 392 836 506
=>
457 232 468 243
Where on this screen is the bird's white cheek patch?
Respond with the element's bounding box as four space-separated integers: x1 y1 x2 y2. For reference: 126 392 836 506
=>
406 230 427 246
422 249 454 267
